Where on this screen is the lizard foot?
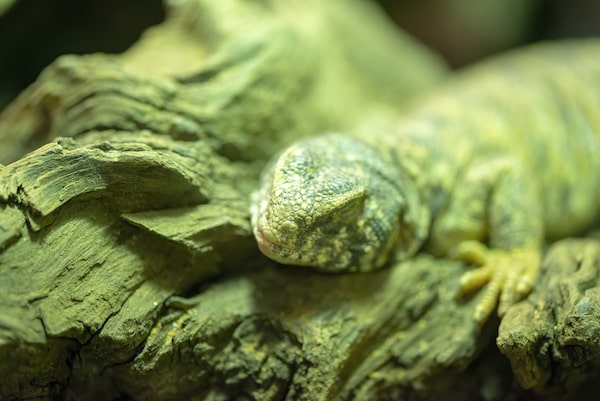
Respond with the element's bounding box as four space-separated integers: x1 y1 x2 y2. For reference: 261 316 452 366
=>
451 240 541 326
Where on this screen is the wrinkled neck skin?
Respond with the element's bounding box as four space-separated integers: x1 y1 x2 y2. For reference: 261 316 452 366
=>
356 115 466 249
348 134 433 264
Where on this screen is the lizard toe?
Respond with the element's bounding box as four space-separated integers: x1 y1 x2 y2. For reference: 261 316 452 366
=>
453 241 541 326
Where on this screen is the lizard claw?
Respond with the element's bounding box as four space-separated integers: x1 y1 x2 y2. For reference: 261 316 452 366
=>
451 241 541 326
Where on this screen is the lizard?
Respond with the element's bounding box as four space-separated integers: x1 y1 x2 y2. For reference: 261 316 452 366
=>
250 40 600 326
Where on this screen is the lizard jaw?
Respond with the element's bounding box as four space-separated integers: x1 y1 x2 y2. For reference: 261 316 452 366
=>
253 220 317 267
253 223 292 265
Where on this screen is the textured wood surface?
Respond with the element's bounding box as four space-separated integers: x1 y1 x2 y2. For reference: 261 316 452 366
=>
1 0 600 400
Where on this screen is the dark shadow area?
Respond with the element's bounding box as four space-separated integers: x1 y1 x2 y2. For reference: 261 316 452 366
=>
377 0 600 68
0 0 164 109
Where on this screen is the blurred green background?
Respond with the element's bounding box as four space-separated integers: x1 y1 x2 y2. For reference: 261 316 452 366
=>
0 0 599 110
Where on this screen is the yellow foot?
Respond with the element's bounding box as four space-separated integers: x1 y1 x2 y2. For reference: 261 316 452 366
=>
451 241 541 326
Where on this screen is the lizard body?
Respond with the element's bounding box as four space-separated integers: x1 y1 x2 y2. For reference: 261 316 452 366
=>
251 41 600 324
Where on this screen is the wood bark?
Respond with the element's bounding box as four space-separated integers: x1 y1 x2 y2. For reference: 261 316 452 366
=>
1 1 599 401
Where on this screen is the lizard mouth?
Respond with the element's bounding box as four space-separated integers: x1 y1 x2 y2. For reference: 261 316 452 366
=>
253 224 303 265
254 226 272 255
253 224 285 261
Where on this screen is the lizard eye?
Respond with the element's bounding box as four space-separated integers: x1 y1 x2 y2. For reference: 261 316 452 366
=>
327 187 366 222
315 187 366 236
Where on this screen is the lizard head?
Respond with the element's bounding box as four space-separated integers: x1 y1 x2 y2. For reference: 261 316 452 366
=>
251 134 429 272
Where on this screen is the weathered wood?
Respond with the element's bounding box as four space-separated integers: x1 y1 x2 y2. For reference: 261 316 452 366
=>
107 256 499 401
498 239 600 400
0 0 451 400
0 0 446 165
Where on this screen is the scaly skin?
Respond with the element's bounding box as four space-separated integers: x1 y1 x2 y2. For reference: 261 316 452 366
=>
251 41 600 325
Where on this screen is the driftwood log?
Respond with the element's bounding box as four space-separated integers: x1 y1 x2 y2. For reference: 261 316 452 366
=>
1 1 600 400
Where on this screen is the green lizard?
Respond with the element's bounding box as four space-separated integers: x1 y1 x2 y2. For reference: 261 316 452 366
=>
250 41 600 325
